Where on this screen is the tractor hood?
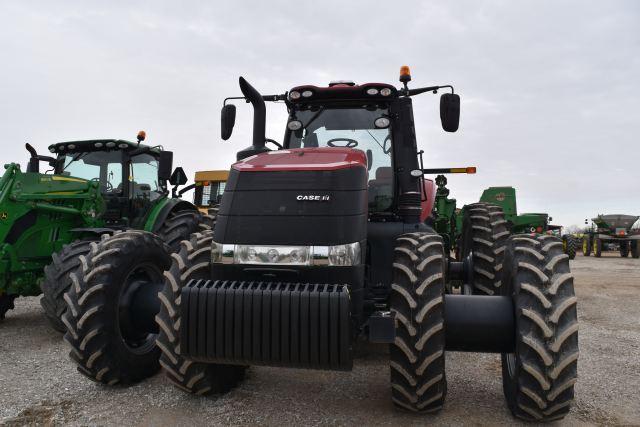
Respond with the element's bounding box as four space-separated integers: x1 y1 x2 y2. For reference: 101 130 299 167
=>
215 147 368 246
232 147 368 172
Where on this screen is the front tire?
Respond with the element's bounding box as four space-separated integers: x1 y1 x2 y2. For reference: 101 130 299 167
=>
157 230 246 394
501 235 578 421
41 240 96 332
390 232 447 413
62 231 171 384
631 241 639 258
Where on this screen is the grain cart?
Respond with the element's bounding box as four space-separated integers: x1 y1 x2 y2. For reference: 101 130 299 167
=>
581 214 639 257
63 68 578 421
0 132 209 328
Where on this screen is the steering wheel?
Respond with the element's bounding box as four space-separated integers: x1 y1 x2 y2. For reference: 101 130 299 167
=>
93 178 113 192
265 138 283 149
327 138 358 148
383 135 392 154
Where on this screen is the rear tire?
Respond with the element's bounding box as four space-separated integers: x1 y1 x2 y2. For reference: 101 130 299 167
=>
62 231 171 384
501 235 578 421
631 241 639 259
41 240 96 332
593 238 602 257
619 241 629 258
157 229 246 394
582 237 591 256
157 210 213 251
390 232 447 413
460 203 510 295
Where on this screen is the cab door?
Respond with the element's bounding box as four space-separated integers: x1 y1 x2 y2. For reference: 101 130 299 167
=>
127 153 162 228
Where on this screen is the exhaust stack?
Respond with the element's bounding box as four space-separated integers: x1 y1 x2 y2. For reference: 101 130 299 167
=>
236 77 269 161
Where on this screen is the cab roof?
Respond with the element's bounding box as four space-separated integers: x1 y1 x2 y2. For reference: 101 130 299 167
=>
48 139 161 154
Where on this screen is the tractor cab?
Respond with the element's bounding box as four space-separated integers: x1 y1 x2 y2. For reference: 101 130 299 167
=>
43 132 178 228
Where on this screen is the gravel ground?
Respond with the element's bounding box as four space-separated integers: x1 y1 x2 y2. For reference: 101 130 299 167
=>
1 253 639 425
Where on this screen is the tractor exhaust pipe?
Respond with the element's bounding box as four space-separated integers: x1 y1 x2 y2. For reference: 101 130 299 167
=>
236 77 269 160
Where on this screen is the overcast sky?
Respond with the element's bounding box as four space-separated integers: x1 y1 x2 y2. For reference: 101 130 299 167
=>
1 1 638 228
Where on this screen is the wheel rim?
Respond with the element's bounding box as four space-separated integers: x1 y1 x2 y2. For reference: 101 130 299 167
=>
117 262 162 354
583 240 588 253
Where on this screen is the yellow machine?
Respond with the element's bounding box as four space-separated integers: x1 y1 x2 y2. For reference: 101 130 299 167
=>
192 170 229 213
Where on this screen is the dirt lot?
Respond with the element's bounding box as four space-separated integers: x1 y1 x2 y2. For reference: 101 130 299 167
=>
1 253 639 426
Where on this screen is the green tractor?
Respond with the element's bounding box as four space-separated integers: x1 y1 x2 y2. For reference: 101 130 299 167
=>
581 214 640 258
0 132 210 328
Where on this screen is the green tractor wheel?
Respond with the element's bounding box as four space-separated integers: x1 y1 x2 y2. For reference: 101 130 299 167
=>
593 238 602 258
582 237 591 256
631 241 640 259
619 241 629 258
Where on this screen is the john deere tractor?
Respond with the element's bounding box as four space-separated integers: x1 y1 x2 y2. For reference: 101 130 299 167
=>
0 132 210 328
62 69 578 421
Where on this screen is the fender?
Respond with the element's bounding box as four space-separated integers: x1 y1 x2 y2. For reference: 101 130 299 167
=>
144 197 198 233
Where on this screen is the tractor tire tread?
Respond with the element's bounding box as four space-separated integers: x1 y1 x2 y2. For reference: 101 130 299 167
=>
390 232 447 413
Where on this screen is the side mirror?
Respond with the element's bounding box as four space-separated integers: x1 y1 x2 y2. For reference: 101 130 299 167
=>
169 166 188 186
158 151 173 181
221 104 237 140
440 93 460 132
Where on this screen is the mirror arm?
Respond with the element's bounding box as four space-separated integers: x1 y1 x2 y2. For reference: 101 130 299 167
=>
177 183 196 197
406 85 454 97
224 94 287 106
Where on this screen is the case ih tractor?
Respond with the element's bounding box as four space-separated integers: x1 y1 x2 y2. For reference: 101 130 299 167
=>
0 132 210 327
62 69 579 421
581 214 640 258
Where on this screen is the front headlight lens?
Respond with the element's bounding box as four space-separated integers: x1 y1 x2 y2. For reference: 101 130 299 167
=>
212 242 361 266
235 245 311 265
328 242 361 266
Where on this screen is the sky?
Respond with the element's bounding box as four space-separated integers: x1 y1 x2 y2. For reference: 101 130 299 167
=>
1 1 638 229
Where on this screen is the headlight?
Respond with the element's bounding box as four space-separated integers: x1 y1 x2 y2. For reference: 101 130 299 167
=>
380 87 392 96
212 242 361 266
289 91 301 100
366 88 379 95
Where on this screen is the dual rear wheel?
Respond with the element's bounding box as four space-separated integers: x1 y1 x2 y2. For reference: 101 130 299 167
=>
390 230 578 421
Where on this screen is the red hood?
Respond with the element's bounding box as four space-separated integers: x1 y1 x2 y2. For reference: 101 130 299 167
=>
232 147 368 172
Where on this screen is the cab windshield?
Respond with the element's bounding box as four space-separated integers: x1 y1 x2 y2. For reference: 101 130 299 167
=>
287 106 393 211
56 151 123 194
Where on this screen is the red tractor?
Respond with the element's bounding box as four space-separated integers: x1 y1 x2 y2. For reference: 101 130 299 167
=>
62 68 578 421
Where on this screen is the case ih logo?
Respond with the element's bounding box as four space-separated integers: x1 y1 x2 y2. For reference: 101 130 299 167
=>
296 195 330 201
495 192 506 202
